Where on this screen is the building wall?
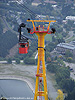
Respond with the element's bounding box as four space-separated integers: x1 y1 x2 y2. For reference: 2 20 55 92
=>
56 46 75 56
32 2 41 6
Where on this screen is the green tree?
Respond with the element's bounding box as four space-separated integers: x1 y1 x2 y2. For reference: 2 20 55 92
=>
16 58 20 64
56 67 70 83
62 32 67 37
56 89 64 100
24 57 35 65
24 57 29 64
46 57 51 63
57 58 65 66
65 88 75 100
65 50 73 57
7 58 12 64
67 57 73 63
0 30 18 57
0 18 3 34
60 79 75 93
54 56 57 60
62 4 73 16
47 62 59 73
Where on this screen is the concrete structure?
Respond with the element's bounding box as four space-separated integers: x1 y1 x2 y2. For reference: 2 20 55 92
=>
32 0 41 6
62 20 67 24
70 41 75 45
56 43 75 56
66 16 75 21
44 0 57 4
36 15 46 20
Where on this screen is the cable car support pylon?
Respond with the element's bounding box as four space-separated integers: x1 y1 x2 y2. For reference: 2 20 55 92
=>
27 20 56 100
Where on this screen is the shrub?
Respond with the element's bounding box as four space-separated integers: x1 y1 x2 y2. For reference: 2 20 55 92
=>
16 58 20 64
7 58 12 64
24 58 35 65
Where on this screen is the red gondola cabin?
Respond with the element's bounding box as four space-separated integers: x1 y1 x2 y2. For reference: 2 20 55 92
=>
19 42 29 54
18 23 29 54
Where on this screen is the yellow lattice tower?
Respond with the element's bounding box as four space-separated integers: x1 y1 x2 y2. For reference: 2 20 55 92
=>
56 89 64 100
27 20 56 100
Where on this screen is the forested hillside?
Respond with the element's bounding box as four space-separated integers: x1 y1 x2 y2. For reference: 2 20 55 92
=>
0 0 75 58
0 16 18 57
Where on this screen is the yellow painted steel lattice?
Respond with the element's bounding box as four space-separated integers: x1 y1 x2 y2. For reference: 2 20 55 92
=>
27 20 56 100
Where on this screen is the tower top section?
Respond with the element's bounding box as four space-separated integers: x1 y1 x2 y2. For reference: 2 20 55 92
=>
27 20 56 34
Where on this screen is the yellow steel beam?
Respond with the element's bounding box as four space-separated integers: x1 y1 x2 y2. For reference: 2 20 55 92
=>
34 32 48 100
27 20 56 22
27 20 56 100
